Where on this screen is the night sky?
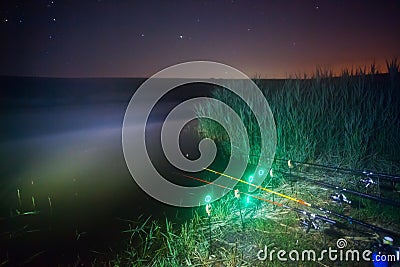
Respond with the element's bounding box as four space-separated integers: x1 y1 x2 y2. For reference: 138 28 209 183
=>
1 0 399 78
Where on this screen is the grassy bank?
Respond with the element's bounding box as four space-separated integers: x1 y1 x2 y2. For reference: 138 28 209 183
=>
115 62 400 266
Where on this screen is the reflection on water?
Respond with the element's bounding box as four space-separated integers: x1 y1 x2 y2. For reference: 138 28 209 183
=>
0 77 215 264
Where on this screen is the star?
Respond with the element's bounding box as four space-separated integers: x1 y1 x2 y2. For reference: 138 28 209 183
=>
179 35 183 39
52 18 56 22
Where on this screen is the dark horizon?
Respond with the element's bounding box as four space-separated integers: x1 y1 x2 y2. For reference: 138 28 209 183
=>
0 66 396 80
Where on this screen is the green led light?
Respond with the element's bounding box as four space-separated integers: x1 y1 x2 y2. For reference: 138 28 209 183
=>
248 175 254 182
246 196 250 204
205 195 211 203
258 169 265 176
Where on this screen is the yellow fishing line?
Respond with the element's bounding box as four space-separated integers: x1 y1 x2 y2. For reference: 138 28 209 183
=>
204 168 311 207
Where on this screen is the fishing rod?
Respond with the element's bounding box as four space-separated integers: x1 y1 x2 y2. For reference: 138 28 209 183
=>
201 168 400 238
275 170 400 208
272 158 400 182
311 204 400 238
178 173 337 227
226 142 400 182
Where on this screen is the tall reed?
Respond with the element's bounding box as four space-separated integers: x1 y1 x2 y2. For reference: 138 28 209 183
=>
196 65 400 173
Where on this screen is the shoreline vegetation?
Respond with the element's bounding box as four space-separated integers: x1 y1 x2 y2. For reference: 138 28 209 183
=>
114 59 400 266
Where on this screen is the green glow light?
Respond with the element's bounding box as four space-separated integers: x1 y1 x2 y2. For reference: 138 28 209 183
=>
258 169 265 176
246 196 250 204
248 175 254 182
205 195 211 203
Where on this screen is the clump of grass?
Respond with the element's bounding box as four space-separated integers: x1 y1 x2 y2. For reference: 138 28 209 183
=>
115 212 210 266
386 57 399 80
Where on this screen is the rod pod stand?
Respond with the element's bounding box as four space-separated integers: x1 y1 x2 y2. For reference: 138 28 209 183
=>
206 203 212 256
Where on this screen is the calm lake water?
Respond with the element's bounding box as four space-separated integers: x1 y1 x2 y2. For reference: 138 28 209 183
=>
0 76 221 264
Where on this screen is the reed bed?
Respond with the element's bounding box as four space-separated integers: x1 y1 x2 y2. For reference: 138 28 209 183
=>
196 61 400 172
117 61 400 266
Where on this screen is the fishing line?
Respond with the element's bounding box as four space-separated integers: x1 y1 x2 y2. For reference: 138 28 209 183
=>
203 168 311 207
177 172 335 225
